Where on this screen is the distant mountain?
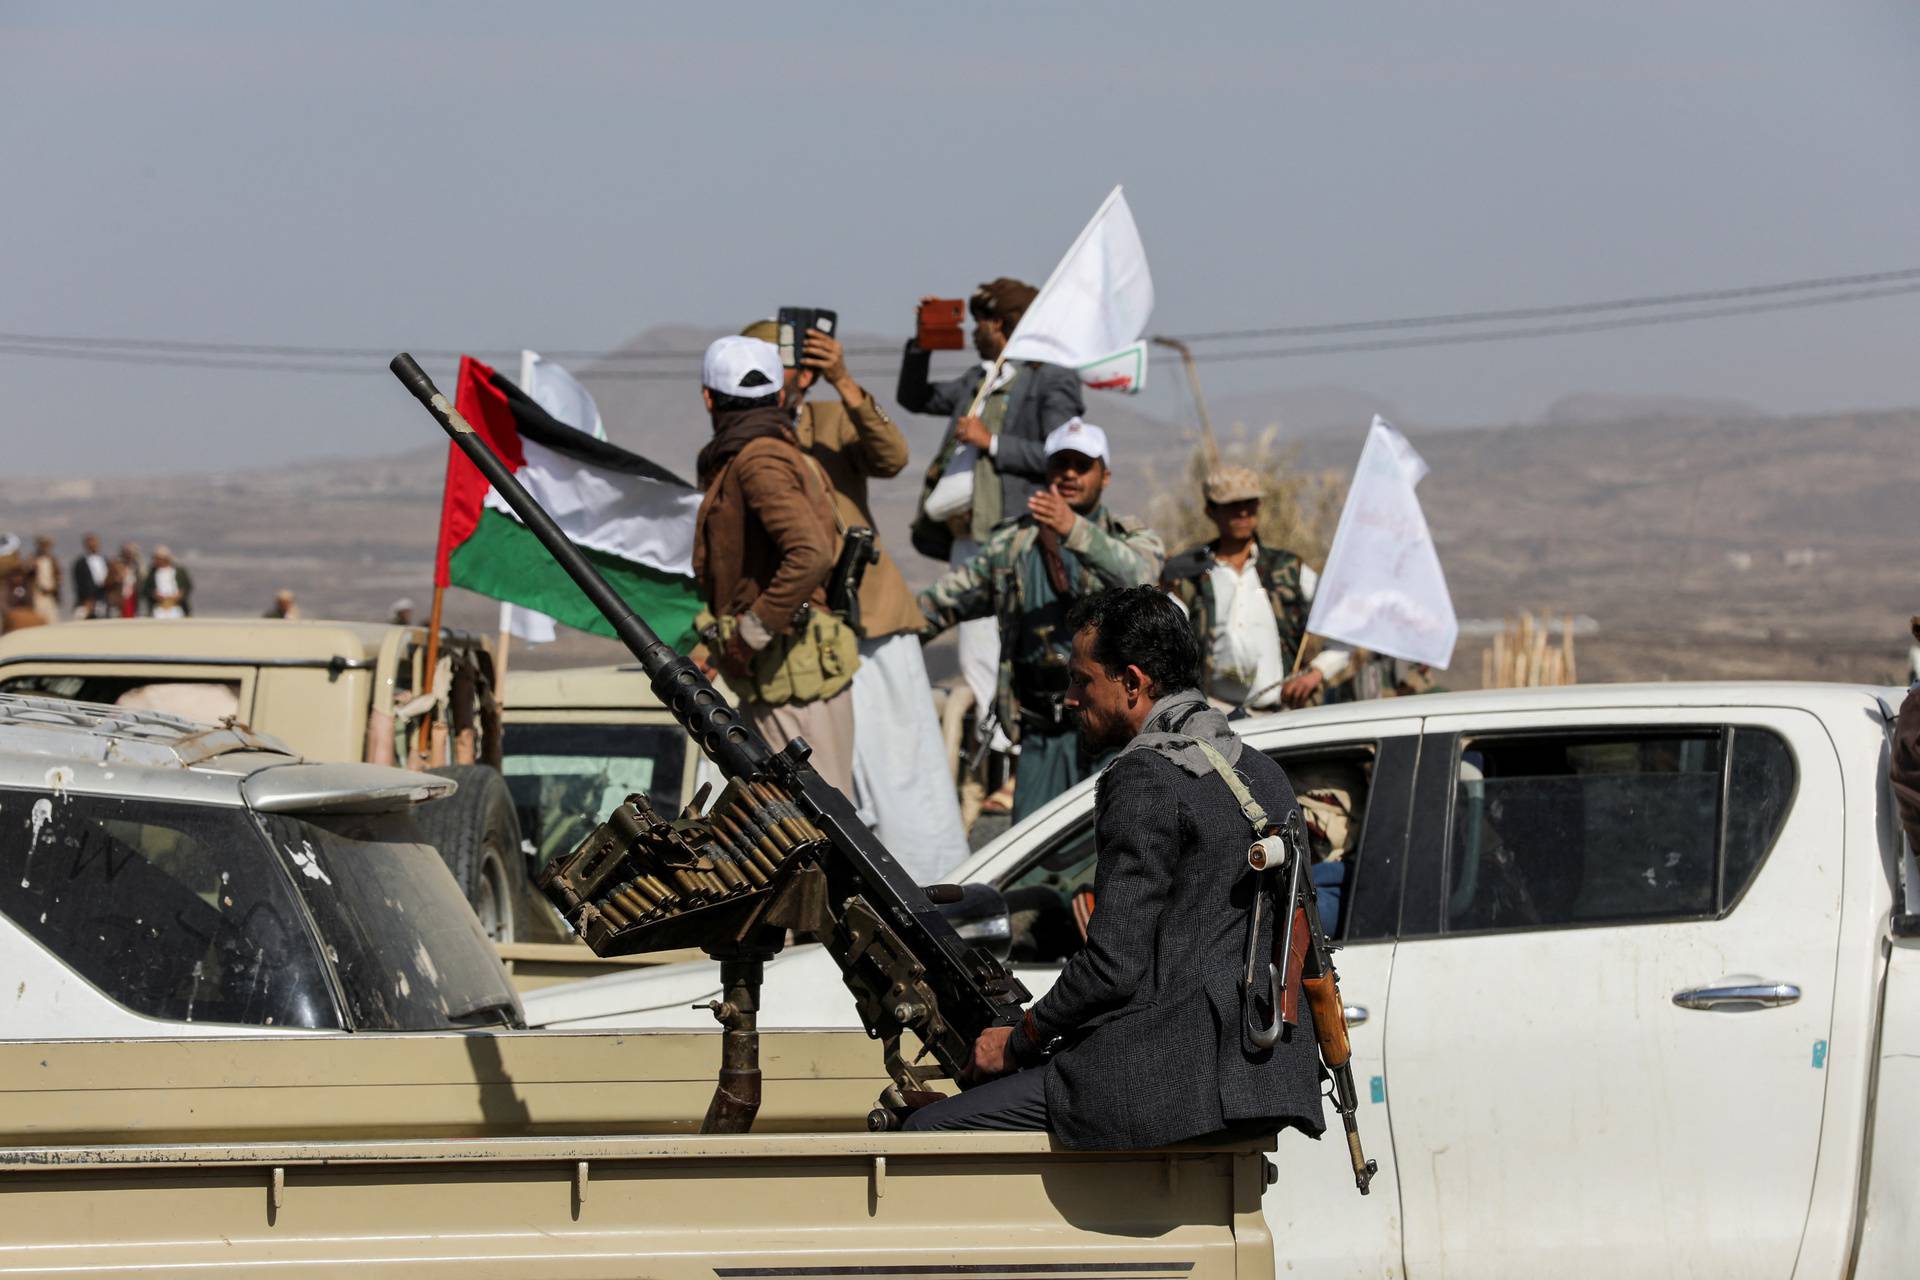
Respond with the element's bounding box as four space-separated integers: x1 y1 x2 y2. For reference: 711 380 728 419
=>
12 331 1903 689
1200 385 1406 438
1541 391 1761 427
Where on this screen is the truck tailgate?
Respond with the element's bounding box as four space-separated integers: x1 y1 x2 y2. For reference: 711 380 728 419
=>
0 1131 1269 1278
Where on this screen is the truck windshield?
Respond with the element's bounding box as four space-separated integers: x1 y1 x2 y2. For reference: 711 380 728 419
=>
503 722 686 870
0 788 341 1030
257 811 524 1031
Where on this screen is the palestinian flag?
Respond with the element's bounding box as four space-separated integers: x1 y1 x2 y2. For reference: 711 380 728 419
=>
435 356 703 651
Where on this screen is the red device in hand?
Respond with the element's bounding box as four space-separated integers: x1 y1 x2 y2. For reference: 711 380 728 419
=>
916 298 966 351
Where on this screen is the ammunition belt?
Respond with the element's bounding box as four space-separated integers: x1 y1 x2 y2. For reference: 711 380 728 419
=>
537 777 828 953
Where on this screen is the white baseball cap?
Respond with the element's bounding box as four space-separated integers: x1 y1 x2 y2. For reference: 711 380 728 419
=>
702 335 782 398
1042 417 1111 464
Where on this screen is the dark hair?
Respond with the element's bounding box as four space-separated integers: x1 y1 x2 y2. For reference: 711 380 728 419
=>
1066 586 1202 698
970 276 1039 334
706 388 780 414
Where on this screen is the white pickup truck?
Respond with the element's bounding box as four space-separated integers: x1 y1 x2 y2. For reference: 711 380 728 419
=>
527 680 1920 1279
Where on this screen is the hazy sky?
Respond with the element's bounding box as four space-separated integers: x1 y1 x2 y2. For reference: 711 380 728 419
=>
5 0 1918 475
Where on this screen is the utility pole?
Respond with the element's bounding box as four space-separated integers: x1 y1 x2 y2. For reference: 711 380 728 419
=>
1151 335 1219 467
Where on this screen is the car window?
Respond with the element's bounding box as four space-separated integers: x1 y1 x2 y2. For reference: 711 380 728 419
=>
258 810 523 1031
995 741 1390 961
1445 728 1794 934
0 788 341 1029
503 722 687 870
1267 744 1379 941
1722 727 1796 907
999 816 1098 964
0 674 242 723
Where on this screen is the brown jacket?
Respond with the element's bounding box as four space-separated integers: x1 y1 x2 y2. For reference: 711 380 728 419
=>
794 395 922 639
694 433 839 638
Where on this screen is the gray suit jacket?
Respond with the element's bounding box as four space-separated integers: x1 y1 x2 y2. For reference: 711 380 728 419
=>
1019 745 1327 1150
897 342 1085 560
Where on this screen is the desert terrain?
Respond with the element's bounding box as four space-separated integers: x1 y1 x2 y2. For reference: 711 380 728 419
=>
5 344 1911 691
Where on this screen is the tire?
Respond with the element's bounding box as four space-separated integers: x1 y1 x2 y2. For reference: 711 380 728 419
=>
415 765 531 945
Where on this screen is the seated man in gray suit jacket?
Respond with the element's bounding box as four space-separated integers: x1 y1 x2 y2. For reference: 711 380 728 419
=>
906 586 1327 1150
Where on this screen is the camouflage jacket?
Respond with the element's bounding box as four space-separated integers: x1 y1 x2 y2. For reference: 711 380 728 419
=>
1161 540 1310 697
918 506 1164 733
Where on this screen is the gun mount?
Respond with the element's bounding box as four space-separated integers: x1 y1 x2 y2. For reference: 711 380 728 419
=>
390 354 1028 1133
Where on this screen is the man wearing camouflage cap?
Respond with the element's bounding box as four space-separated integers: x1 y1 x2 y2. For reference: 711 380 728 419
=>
1161 465 1352 712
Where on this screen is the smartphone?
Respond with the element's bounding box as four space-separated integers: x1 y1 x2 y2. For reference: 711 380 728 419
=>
916 298 967 351
776 307 838 369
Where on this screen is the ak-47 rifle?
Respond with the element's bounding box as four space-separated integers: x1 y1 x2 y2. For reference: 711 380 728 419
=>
1246 807 1379 1195
389 354 1028 1133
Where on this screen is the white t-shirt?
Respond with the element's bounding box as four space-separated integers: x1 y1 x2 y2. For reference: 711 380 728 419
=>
1197 553 1349 709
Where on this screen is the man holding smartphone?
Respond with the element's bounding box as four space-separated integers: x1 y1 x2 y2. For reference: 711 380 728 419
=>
738 317 971 883
899 279 1086 817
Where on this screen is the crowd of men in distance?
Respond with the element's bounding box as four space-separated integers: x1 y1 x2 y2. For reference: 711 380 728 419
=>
0 534 195 634
688 278 1427 886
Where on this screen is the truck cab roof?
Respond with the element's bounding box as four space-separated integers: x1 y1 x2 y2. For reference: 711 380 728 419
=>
504 663 668 712
0 616 482 671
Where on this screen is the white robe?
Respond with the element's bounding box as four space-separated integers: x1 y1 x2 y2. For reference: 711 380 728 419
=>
851 632 971 884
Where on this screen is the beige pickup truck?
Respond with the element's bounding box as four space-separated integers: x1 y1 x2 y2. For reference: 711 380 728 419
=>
0 1032 1275 1277
0 693 1274 1275
0 618 533 942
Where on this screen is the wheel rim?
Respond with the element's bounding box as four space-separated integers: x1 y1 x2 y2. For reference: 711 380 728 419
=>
475 853 511 943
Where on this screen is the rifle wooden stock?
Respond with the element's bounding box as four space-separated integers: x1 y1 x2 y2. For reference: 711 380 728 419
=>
1281 905 1311 1027
1303 971 1351 1067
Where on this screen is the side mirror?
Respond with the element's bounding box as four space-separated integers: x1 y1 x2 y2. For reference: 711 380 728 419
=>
934 882 1013 961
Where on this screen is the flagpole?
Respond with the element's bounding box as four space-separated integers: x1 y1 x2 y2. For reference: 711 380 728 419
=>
962 354 1008 418
495 601 513 712
1151 335 1218 467
962 185 1128 421
419 584 446 767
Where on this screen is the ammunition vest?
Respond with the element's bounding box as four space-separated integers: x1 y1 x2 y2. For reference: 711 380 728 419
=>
705 607 859 708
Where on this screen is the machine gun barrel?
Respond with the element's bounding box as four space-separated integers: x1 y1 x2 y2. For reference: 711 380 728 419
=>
389 354 1028 1120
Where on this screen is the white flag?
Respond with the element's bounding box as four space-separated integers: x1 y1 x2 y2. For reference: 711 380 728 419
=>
500 597 557 643
1000 186 1154 375
504 350 608 644
521 350 606 441
1306 416 1457 669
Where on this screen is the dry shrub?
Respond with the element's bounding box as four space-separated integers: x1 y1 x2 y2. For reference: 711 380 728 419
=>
1145 424 1348 566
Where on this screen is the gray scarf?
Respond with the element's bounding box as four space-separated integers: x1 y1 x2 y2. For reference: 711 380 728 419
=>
1117 687 1244 777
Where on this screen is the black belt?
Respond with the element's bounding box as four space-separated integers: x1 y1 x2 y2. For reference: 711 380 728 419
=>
1014 663 1072 732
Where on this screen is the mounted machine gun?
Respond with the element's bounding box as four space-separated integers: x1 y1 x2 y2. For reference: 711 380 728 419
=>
390 354 1028 1133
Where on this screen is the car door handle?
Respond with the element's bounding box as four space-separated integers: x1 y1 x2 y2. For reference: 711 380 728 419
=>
1343 1005 1369 1026
1672 982 1801 1011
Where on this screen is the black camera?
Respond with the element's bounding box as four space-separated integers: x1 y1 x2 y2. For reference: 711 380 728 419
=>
776 307 839 370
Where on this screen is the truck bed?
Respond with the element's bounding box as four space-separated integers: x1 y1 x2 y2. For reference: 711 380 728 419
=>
0 1031 1271 1278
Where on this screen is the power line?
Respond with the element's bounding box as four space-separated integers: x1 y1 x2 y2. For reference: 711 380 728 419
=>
3 265 1917 376
0 340 908 382
1184 281 1920 364
0 332 902 363
1173 265 1920 343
